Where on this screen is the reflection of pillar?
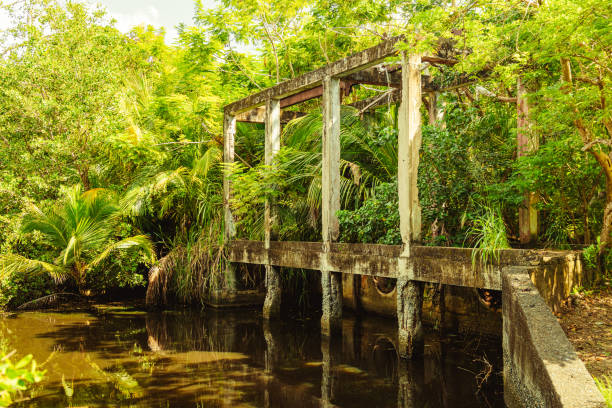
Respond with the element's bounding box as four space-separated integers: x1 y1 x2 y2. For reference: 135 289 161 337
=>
320 336 341 408
321 75 342 336
436 283 446 332
263 98 282 319
223 112 237 289
263 320 278 373
263 320 278 408
397 53 424 359
397 358 425 408
517 77 538 245
341 317 362 361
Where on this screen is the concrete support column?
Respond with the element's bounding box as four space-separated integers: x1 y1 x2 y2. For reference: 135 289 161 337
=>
321 75 342 336
398 53 422 247
263 98 282 319
223 113 237 289
397 53 424 359
321 270 343 335
517 77 538 245
397 260 424 358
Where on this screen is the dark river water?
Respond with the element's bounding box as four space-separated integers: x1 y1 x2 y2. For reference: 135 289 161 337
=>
1 305 504 407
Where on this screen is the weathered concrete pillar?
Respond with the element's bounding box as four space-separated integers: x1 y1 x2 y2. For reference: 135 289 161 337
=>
397 53 425 359
398 54 422 248
321 270 343 335
517 77 538 245
223 112 237 289
263 98 282 319
321 75 343 336
397 260 424 358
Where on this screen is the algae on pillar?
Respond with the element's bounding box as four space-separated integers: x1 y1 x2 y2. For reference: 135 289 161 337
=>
397 259 424 358
397 53 424 358
321 270 343 335
321 75 343 336
263 98 282 319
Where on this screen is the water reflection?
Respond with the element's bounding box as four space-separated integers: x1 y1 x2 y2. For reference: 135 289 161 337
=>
1 307 504 407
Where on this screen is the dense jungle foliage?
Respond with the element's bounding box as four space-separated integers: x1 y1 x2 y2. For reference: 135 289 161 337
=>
0 0 610 309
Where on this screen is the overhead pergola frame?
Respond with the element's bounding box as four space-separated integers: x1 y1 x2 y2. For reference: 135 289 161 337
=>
228 36 459 123
222 35 462 355
221 36 538 358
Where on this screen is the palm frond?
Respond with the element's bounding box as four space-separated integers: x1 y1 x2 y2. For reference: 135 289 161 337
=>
0 254 69 283
88 235 155 270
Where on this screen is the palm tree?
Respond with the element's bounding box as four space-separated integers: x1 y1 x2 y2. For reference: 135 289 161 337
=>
0 186 155 294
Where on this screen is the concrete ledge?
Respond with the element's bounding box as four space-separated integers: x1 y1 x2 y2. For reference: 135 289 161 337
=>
502 266 605 408
228 240 580 291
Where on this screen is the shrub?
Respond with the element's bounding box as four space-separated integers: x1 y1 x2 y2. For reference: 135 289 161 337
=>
0 271 53 310
337 181 401 245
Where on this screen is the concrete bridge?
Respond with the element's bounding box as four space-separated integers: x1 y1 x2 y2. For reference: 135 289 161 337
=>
221 37 605 407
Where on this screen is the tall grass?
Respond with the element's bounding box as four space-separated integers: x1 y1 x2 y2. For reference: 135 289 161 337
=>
468 205 510 268
595 375 612 407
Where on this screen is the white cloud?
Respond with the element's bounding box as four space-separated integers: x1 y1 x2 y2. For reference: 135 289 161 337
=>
0 8 11 31
110 5 162 34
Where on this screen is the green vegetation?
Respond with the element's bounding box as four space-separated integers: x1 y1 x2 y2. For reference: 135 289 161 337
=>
595 375 612 407
0 0 610 308
0 352 44 407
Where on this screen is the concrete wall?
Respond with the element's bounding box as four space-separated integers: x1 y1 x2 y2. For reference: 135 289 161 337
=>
341 249 588 335
342 274 502 335
528 252 587 314
502 266 605 408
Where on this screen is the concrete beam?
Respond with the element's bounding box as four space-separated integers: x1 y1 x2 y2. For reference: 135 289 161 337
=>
236 107 305 123
263 99 282 320
347 75 479 113
224 37 403 115
228 241 578 290
344 66 402 87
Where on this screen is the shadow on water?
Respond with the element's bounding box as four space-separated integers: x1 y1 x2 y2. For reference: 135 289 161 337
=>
1 307 504 407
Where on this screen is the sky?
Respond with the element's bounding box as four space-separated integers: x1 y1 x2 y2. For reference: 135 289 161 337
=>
0 1 216 45
91 0 215 44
